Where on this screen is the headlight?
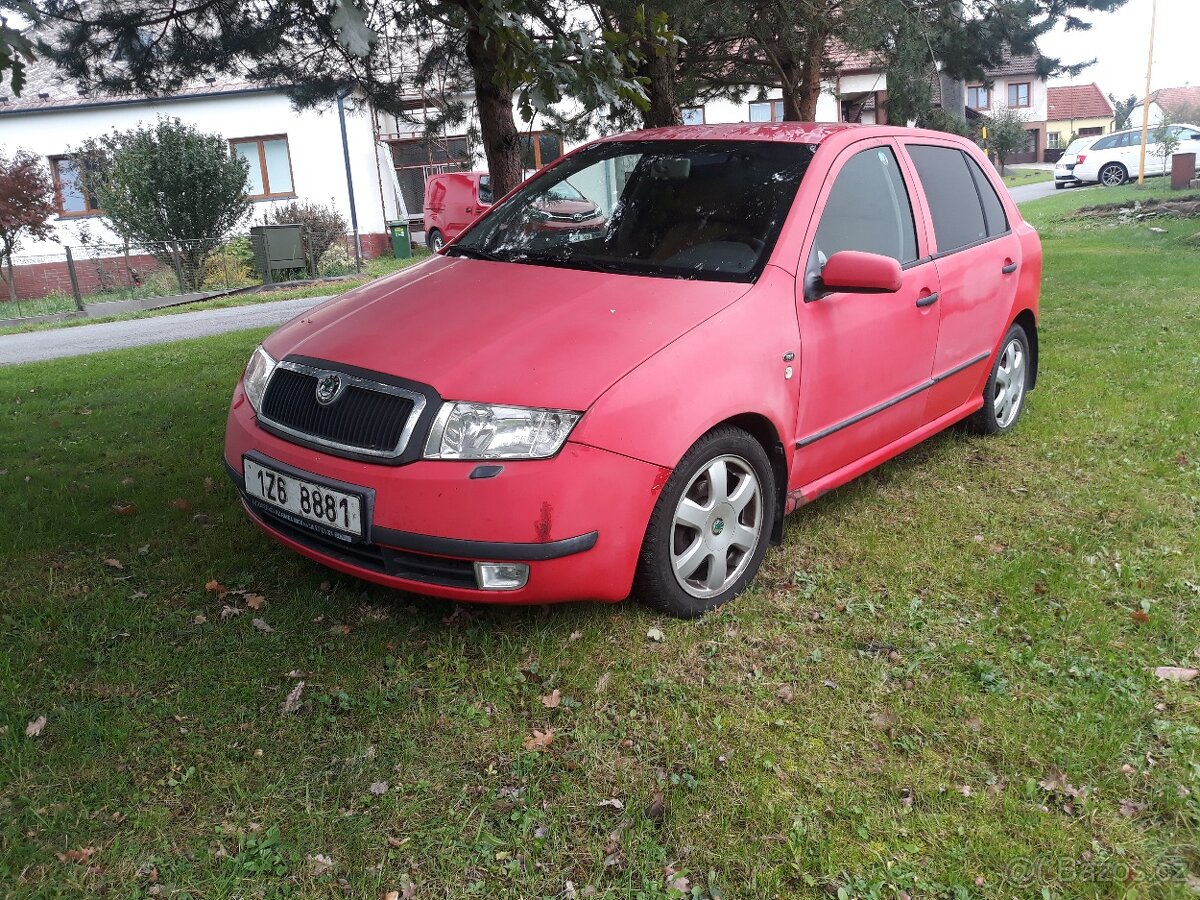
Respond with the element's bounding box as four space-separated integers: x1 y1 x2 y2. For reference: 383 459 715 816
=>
424 402 582 460
243 345 277 413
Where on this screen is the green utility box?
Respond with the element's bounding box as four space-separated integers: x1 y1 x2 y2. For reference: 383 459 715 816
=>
249 224 307 284
387 220 413 259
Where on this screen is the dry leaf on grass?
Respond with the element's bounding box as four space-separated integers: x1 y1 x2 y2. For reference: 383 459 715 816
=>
1119 799 1146 818
1153 666 1199 683
220 605 242 621
281 680 305 715
644 791 667 823
203 476 216 493
541 689 562 709
168 498 192 511
306 853 335 876
870 709 898 730
111 501 138 516
103 558 124 570
193 614 207 625
646 627 665 643
252 618 274 633
369 781 389 796
598 798 624 809
205 579 227 595
245 594 266 610
56 848 96 864
523 728 555 751
569 630 583 642
25 715 46 737
329 625 351 635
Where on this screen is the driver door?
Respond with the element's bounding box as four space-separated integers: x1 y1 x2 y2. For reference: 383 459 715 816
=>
791 141 941 491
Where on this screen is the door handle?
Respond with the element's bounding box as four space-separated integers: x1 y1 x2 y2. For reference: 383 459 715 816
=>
1002 262 1018 274
915 292 939 308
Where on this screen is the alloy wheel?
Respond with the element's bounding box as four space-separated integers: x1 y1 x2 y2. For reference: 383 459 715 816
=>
993 337 1027 428
1100 164 1126 187
670 454 763 599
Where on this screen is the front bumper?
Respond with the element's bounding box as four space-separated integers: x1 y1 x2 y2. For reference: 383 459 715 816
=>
224 384 667 604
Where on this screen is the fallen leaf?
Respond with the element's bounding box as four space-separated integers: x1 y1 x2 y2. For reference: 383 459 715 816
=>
193 614 207 625
598 798 624 810
1177 453 1190 467
1153 666 1199 683
205 579 227 594
569 630 583 642
307 853 335 875
1131 609 1150 623
523 728 555 751
1119 799 1146 818
870 709 898 730
25 715 47 737
56 847 96 864
541 689 562 709
203 476 216 493
957 784 973 797
595 672 611 695
646 626 665 643
129 591 148 600
319 580 331 591
252 618 274 633
645 791 667 823
1039 767 1084 799
281 680 305 715
776 685 794 702
111 501 138 516
245 594 266 610
103 558 124 570
220 605 242 621
329 624 350 635
369 780 389 796
168 498 192 511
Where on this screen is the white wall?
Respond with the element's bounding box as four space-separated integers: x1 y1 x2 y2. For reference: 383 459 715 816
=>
978 77 1048 122
685 85 841 127
0 89 390 256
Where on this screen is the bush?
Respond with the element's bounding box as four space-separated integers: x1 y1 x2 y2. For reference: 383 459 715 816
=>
201 236 256 288
266 201 348 262
317 244 354 277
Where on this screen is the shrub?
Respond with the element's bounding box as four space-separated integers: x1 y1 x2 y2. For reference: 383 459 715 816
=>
317 243 354 277
201 236 256 288
266 201 348 262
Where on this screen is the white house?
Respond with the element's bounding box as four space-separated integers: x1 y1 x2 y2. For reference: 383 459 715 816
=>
0 61 404 262
1129 86 1200 128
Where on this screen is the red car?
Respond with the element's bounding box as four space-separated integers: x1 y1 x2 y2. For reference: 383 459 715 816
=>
226 124 1041 618
423 171 605 252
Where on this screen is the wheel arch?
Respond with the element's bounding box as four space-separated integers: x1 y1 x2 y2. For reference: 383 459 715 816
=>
1012 308 1039 389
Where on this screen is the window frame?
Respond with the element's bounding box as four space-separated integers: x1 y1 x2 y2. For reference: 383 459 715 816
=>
966 85 991 110
48 154 103 218
1006 82 1031 109
680 106 706 125
229 134 297 201
748 100 785 123
518 130 566 171
1047 132 1062 150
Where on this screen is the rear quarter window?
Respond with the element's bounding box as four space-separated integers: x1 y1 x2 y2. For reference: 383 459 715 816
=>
906 145 988 254
963 156 1009 237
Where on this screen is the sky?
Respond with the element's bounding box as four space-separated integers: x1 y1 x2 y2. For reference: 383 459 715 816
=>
1039 0 1199 98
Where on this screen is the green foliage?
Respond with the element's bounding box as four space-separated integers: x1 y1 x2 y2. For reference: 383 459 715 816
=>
982 105 1029 174
264 201 347 261
316 243 354 277
201 236 256 288
1151 120 1181 168
0 1 37 95
229 826 289 877
916 107 974 138
1110 93 1138 130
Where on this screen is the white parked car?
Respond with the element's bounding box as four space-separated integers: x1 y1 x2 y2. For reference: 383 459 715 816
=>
1053 136 1100 189
1072 124 1200 187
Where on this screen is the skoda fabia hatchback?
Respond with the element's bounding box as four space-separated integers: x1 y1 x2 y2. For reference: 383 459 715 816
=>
225 123 1042 618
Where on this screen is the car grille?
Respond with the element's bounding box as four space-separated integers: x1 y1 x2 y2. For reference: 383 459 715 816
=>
258 360 427 459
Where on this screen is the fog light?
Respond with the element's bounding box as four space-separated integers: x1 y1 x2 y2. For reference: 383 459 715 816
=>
475 562 530 591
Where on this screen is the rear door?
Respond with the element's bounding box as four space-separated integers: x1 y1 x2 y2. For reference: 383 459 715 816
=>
790 140 941 490
903 142 1020 420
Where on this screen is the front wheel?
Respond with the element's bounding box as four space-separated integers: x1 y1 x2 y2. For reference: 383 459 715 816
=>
427 229 445 252
1099 163 1127 187
967 324 1031 436
634 427 776 619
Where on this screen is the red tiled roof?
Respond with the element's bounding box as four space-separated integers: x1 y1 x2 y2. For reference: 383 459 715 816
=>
1047 83 1113 120
1145 86 1200 117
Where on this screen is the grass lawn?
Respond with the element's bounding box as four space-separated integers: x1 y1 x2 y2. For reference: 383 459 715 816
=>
0 253 429 337
2 191 1199 899
1001 168 1054 188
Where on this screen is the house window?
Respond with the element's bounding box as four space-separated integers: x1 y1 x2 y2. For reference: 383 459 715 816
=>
230 135 295 199
49 155 101 216
1078 126 1104 136
681 106 705 125
1047 132 1062 150
519 131 565 170
1007 82 1031 108
966 85 990 110
749 100 785 122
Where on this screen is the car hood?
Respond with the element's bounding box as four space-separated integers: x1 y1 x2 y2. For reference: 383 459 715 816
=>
264 255 752 410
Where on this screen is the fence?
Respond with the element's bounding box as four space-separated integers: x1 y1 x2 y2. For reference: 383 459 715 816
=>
1 230 370 323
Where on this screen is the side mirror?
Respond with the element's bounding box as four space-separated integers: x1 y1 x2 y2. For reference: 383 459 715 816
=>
813 250 904 298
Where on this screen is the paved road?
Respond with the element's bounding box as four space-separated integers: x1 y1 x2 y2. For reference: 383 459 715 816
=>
0 295 330 366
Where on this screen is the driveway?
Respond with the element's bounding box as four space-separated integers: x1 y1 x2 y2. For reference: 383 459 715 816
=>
0 295 331 366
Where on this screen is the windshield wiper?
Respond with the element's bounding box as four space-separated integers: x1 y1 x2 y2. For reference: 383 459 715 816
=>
517 252 642 275
446 245 507 262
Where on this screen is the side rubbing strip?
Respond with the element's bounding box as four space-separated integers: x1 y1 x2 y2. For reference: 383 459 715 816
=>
795 351 990 449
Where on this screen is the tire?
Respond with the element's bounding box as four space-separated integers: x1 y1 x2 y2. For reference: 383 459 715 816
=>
1099 163 1127 187
967 323 1031 436
1054 182 1064 190
427 229 445 252
634 426 776 619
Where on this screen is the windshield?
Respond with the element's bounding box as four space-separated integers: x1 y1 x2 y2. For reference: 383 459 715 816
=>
450 140 818 281
1064 138 1094 154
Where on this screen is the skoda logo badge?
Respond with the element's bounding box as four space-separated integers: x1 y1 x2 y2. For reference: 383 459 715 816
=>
315 372 344 406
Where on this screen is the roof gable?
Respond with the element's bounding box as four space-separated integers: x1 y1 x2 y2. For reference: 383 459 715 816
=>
1047 83 1114 120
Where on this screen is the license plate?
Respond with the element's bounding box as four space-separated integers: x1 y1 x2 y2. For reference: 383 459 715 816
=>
243 458 365 538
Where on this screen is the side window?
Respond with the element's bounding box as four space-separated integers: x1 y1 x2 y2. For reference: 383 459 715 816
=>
477 176 493 205
963 155 1009 236
1090 134 1118 151
1120 132 1142 148
906 145 988 253
811 146 918 269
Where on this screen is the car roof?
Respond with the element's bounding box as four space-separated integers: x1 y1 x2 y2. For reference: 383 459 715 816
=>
594 122 980 148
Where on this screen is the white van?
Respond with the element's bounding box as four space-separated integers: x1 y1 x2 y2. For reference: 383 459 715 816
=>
1072 124 1200 186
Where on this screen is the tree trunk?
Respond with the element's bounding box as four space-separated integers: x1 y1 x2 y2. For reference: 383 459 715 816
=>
5 255 15 304
465 24 522 198
779 28 826 121
640 43 681 129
